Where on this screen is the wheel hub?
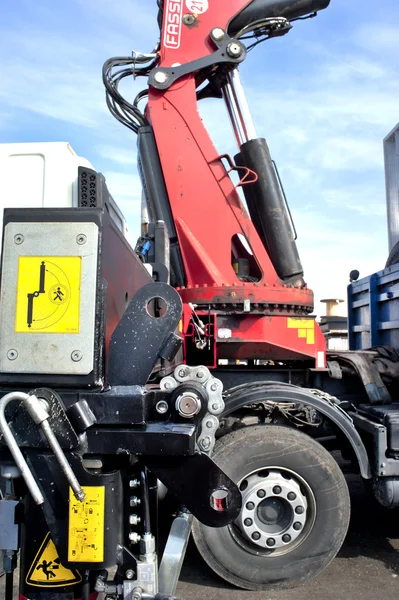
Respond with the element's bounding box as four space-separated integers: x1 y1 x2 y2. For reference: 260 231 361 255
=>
237 469 309 549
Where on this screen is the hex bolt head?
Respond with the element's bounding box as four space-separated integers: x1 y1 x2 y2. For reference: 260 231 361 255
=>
7 349 18 361
199 436 211 450
293 521 302 531
76 234 87 245
246 501 255 510
227 42 242 58
251 531 261 541
266 538 276 547
125 569 134 580
295 506 305 515
244 518 253 527
282 534 291 543
257 489 266 498
211 27 225 41
273 485 282 495
287 492 297 501
156 400 169 415
14 234 24 245
154 71 168 84
71 350 83 362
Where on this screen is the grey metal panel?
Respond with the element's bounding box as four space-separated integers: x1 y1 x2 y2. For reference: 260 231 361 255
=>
384 122 399 252
0 222 98 375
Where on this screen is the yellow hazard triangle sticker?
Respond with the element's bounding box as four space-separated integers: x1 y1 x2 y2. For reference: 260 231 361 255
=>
26 533 82 587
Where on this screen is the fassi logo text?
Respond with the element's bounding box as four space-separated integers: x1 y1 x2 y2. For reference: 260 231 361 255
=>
164 0 183 49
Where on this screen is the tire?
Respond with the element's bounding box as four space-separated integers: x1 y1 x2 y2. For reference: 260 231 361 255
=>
192 425 350 590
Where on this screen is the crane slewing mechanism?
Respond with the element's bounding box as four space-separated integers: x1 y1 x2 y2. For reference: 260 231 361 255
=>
2 1 399 598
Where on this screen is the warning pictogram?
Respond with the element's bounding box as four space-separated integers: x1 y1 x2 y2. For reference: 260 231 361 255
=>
26 533 82 587
14 256 81 334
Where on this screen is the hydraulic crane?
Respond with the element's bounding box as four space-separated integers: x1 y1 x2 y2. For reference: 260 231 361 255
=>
1 1 399 598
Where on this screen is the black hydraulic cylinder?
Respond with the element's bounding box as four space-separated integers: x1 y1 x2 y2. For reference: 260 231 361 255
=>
236 138 304 282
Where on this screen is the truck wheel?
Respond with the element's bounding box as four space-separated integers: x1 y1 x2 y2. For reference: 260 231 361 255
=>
192 425 350 590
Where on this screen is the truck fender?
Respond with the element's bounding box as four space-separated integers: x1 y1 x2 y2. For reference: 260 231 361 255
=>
222 381 371 479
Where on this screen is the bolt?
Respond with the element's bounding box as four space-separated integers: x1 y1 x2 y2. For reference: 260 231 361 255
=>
129 479 140 488
129 532 141 543
7 350 18 361
273 485 282 495
295 506 304 515
293 522 302 531
130 496 141 507
125 569 134 580
251 531 261 541
257 489 266 498
71 350 83 362
211 383 218 391
14 234 24 245
76 234 87 245
287 492 296 501
246 501 255 510
199 436 211 450
154 71 168 84
266 538 276 547
244 518 253 527
227 42 242 58
133 591 142 600
156 400 169 414
282 534 291 543
183 13 195 25
176 393 201 418
211 27 225 41
129 514 141 526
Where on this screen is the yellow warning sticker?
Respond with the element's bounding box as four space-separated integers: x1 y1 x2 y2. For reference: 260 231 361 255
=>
26 532 81 587
287 317 315 345
15 256 81 333
68 486 105 563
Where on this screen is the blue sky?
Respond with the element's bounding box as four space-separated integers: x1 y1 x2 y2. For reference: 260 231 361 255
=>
1 0 398 316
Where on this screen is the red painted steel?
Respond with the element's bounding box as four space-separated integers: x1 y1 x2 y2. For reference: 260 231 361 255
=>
149 0 326 366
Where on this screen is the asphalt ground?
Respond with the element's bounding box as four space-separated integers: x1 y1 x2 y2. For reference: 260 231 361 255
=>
1 468 398 600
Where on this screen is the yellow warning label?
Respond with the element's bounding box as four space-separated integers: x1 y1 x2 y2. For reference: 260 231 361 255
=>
68 486 105 563
287 317 315 345
26 533 81 587
15 256 81 333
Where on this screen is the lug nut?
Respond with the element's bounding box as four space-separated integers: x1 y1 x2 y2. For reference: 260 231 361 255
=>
295 506 305 515
287 492 296 501
244 518 253 527
246 501 255 510
282 534 291 543
257 489 266 498
266 538 276 547
273 486 282 495
293 521 302 531
251 532 261 541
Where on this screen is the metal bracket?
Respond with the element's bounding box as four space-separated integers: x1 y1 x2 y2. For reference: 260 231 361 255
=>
148 35 246 91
